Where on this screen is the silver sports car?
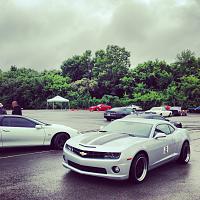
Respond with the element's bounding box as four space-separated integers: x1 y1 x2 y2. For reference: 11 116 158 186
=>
62 118 190 184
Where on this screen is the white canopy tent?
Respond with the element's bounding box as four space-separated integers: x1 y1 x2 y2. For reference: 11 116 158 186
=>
47 95 70 110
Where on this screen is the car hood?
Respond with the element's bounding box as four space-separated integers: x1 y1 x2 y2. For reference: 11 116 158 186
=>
67 131 148 152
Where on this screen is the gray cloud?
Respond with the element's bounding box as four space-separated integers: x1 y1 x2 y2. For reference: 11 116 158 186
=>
0 0 199 71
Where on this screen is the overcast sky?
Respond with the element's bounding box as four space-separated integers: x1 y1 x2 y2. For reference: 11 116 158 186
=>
0 0 199 71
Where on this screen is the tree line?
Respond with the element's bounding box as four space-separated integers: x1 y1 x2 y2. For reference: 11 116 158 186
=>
0 45 199 110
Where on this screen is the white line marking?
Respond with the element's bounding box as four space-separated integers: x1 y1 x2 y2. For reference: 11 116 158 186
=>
0 150 55 160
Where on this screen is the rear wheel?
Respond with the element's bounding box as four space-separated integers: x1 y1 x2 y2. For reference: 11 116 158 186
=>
178 141 190 164
106 118 111 121
129 153 148 184
52 133 70 150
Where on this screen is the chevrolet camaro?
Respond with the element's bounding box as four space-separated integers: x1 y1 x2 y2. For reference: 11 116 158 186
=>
0 115 79 149
63 118 190 184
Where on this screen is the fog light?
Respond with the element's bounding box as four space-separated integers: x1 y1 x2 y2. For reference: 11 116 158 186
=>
112 166 120 173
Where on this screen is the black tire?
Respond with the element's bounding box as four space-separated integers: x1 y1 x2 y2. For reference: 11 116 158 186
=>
106 118 111 121
52 133 70 150
129 153 148 184
178 141 190 164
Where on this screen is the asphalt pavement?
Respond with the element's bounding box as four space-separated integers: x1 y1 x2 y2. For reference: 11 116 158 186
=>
0 110 200 200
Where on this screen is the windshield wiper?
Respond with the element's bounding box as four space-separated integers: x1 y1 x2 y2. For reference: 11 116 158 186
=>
99 130 107 132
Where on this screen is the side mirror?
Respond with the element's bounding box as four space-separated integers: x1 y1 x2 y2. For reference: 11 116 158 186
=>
154 132 166 139
35 125 43 129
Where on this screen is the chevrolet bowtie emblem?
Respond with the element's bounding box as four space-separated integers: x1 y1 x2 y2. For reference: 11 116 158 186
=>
80 151 87 156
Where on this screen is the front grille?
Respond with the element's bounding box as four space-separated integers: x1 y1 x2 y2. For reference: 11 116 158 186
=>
68 160 107 174
67 145 106 159
66 144 121 159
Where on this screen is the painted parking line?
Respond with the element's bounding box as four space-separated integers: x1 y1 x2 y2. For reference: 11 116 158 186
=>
0 150 55 160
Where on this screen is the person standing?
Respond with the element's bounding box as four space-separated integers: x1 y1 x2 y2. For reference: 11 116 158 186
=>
12 101 22 115
0 103 7 114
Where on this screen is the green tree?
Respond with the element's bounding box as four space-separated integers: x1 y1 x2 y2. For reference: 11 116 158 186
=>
61 50 93 81
93 45 131 97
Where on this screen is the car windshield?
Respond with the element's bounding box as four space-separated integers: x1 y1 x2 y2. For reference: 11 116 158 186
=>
110 108 124 112
100 121 153 138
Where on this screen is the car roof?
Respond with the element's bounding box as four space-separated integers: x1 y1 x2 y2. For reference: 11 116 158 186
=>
0 114 24 118
119 117 170 125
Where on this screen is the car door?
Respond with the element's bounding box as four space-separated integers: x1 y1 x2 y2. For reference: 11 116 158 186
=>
1 116 46 147
149 124 176 167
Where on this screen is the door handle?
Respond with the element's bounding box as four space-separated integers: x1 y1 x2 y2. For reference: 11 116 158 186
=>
2 129 10 132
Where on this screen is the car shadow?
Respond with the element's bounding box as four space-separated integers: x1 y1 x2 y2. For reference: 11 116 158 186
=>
0 146 52 157
62 160 191 189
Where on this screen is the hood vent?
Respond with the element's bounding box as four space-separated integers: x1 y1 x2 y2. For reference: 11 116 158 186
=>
79 144 96 148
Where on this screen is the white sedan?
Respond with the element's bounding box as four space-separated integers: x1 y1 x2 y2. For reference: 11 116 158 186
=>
63 118 190 184
0 115 79 149
145 107 172 117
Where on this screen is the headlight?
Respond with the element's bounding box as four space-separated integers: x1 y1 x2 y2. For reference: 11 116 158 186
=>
104 152 121 159
66 144 73 152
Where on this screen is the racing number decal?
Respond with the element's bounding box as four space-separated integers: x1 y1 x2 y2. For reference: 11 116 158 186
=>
163 145 169 154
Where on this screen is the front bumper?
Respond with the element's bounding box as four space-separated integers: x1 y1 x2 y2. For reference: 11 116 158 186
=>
63 148 131 180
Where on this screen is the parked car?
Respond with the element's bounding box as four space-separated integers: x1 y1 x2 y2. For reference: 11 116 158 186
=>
89 104 112 112
124 113 182 128
170 107 187 116
145 107 172 117
0 115 79 149
104 107 134 121
188 106 200 113
126 105 142 111
63 118 190 184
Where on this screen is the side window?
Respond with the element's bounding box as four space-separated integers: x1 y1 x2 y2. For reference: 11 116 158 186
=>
168 125 175 133
2 117 36 128
2 118 11 126
155 124 171 135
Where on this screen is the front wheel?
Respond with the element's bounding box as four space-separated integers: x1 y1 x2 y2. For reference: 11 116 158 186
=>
178 142 190 164
52 133 70 150
129 153 148 184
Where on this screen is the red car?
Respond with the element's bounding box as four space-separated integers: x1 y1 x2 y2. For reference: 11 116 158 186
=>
89 104 112 111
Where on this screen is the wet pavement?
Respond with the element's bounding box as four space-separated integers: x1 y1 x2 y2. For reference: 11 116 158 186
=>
0 110 200 200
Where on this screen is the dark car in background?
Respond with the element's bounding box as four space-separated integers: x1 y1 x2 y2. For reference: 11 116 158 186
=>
170 106 187 116
188 106 200 113
104 107 134 121
124 113 183 128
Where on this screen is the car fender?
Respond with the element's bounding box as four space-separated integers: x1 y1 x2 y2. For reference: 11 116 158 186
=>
121 141 149 167
43 125 79 145
175 129 190 155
